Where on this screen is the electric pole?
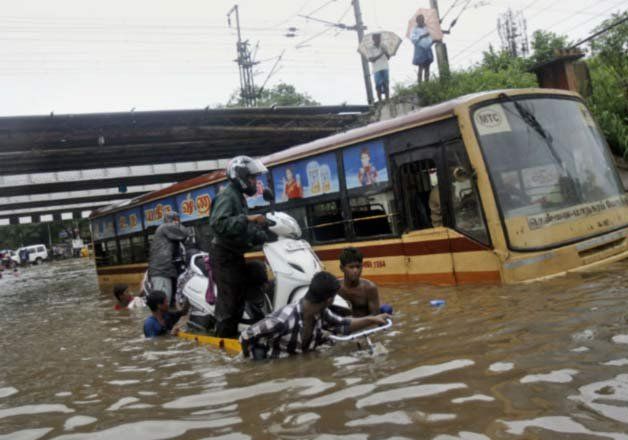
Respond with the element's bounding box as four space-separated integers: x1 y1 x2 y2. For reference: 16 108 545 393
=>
429 0 451 79
351 0 374 105
227 5 258 107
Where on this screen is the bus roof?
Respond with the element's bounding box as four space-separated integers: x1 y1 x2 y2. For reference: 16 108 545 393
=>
90 88 577 219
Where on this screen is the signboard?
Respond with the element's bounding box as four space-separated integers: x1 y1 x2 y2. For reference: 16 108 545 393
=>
272 152 339 203
527 195 628 230
176 186 216 223
246 174 271 209
343 140 389 189
115 207 143 236
143 197 176 227
474 104 511 136
92 216 115 241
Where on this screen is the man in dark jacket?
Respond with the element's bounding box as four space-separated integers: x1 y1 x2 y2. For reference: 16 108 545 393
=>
147 211 190 305
210 155 270 338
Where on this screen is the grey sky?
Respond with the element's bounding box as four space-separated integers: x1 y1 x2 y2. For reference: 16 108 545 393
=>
2 0 625 116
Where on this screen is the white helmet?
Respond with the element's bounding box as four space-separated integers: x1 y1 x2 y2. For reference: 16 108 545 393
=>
226 156 268 196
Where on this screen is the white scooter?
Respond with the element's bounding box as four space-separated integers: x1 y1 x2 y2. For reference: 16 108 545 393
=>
177 189 351 334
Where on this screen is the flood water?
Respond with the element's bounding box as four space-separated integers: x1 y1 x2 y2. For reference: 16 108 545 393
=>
2 259 628 439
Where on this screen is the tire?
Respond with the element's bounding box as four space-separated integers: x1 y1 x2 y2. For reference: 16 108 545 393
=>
35 257 42 265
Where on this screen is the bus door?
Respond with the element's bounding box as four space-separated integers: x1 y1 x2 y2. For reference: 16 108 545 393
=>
392 146 456 284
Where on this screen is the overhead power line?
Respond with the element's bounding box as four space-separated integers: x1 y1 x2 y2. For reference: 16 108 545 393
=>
568 12 628 49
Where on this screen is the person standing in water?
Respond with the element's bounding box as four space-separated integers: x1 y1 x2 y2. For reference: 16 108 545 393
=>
337 247 381 317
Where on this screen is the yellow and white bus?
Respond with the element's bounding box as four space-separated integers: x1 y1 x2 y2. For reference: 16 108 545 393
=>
90 88 628 290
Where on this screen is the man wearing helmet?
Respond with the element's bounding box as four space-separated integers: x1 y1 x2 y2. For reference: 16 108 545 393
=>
209 155 271 338
147 211 190 306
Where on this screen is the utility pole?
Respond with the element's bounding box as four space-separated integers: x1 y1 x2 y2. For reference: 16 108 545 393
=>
351 0 374 105
227 5 258 107
429 0 451 79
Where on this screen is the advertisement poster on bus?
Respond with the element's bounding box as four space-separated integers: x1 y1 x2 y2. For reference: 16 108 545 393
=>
343 140 389 189
272 152 339 203
246 174 271 209
176 186 216 223
92 216 115 241
143 197 176 227
115 207 143 236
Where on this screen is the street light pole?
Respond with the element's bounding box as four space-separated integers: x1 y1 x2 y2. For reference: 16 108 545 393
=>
429 0 451 79
352 0 374 105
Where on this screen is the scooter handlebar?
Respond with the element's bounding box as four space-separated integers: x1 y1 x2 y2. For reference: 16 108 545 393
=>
328 319 393 342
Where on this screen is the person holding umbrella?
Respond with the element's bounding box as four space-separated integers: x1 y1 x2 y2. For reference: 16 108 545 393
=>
411 14 434 83
358 31 402 103
368 33 390 102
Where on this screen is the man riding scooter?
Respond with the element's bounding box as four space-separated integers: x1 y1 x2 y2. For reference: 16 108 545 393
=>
209 155 274 338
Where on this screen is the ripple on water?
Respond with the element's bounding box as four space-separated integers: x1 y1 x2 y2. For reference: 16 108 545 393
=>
51 418 242 440
64 416 97 431
356 383 467 408
0 404 74 419
603 358 628 367
376 359 475 385
106 397 140 411
488 362 514 373
569 373 628 424
0 387 18 398
288 384 376 409
345 411 413 427
501 416 628 440
163 378 335 409
520 369 578 384
0 428 53 440
612 334 628 344
433 432 490 440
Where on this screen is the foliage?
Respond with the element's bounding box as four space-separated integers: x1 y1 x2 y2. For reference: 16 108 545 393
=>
529 30 570 65
393 63 537 107
227 82 320 107
586 12 628 157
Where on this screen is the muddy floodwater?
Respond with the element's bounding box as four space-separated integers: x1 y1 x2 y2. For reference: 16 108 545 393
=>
2 259 628 439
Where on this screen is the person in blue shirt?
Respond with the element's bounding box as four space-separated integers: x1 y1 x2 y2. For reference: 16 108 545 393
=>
143 290 187 338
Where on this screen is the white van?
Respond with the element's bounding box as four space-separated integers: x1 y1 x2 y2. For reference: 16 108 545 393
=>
17 245 49 265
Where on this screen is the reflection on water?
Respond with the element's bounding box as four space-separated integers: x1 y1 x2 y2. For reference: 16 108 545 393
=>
1 259 628 439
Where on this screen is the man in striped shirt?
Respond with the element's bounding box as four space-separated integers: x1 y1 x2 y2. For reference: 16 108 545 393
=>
239 271 390 359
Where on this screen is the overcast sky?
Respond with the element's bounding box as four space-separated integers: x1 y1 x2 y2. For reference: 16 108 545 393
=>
1 0 625 116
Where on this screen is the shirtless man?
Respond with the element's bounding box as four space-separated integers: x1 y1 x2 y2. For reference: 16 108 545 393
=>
338 247 380 317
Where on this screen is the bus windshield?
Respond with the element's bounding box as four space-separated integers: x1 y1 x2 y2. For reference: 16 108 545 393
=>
473 96 626 250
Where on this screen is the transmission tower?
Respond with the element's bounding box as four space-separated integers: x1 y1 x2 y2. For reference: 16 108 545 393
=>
227 5 258 107
497 9 529 57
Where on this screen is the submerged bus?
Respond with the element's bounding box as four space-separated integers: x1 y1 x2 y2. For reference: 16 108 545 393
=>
90 88 628 289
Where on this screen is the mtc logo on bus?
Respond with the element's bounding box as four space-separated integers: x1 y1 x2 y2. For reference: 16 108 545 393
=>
476 109 502 128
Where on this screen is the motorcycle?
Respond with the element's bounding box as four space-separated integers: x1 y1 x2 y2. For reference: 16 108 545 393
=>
177 189 352 335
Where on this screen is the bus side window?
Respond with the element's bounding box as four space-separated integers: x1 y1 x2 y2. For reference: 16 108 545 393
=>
309 200 345 243
349 191 400 238
446 142 490 245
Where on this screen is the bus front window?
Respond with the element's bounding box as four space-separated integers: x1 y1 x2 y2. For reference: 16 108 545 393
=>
473 97 626 250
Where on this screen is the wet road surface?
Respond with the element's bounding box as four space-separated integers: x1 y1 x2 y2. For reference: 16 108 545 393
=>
1 259 628 439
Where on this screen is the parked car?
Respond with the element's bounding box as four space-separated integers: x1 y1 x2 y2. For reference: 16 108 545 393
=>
16 245 49 265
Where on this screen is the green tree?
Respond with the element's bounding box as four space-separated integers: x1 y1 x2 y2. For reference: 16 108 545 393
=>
227 82 320 107
529 30 570 65
586 11 628 157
